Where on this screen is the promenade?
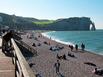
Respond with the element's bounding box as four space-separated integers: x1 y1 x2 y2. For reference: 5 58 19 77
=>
0 37 15 77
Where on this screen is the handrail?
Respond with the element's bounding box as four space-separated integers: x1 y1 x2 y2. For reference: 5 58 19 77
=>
11 38 36 77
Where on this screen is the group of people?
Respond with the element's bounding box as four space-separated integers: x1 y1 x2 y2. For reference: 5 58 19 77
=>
50 45 64 51
54 43 86 74
32 42 41 47
69 43 85 51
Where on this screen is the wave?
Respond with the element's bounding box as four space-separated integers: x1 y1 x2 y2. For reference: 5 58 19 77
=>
41 32 50 38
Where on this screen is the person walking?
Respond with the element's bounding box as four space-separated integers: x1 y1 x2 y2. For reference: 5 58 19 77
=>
81 43 85 51
54 60 60 74
75 44 78 51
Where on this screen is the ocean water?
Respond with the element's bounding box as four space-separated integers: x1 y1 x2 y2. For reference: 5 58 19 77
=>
42 30 103 55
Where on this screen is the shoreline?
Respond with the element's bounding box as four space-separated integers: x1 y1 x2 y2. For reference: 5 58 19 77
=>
41 32 75 45
21 30 103 77
41 31 103 56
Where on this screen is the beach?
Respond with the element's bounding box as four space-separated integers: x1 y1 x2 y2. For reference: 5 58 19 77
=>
21 31 103 77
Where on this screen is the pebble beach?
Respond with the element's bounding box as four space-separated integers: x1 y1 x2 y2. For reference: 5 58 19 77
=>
21 31 103 77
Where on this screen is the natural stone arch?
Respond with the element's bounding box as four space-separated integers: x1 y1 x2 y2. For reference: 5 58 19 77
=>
90 22 96 31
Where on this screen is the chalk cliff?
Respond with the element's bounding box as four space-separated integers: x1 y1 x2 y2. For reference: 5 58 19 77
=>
0 13 96 31
46 17 96 31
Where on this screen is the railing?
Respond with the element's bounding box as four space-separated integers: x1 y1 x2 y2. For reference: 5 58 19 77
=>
11 38 36 77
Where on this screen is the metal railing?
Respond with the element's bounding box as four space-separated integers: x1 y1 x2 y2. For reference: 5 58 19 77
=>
11 38 36 77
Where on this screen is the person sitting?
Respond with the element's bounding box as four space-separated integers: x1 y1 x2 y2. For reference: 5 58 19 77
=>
29 63 35 67
38 43 41 46
44 41 48 45
84 62 96 67
63 54 67 60
68 52 75 57
36 73 42 77
32 43 36 47
59 46 64 50
69 45 74 51
92 68 103 75
56 54 63 60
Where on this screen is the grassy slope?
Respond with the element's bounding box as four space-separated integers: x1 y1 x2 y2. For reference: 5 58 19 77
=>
34 20 54 25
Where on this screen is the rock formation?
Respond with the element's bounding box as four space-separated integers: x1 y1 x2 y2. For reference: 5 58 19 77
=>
0 13 96 31
46 17 96 31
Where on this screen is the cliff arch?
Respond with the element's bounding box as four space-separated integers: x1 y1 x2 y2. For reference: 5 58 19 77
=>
90 22 96 31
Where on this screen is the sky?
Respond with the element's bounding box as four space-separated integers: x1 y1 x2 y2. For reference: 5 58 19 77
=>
0 0 103 29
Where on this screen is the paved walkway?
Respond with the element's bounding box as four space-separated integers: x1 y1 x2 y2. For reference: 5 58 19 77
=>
0 37 15 77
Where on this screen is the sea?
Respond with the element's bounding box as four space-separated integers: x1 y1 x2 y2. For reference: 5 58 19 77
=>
42 30 103 55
